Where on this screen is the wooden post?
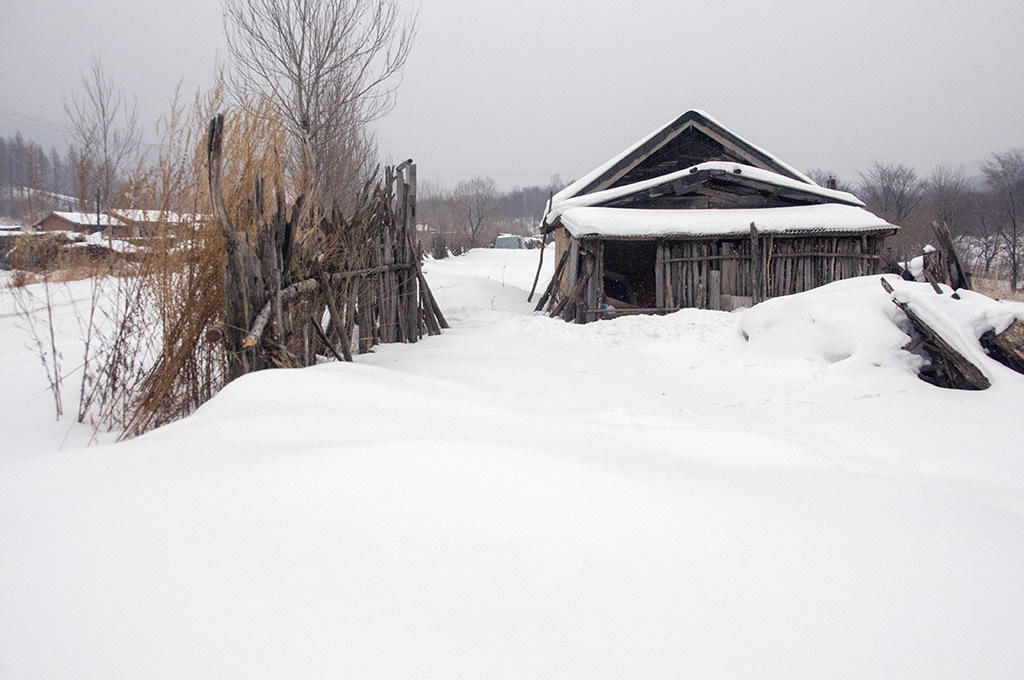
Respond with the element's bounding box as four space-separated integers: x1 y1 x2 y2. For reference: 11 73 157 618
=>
750 222 762 304
527 230 549 303
709 270 721 311
566 238 580 303
535 249 569 313
585 246 600 322
656 240 665 309
316 268 353 362
666 242 675 308
206 113 266 381
407 164 417 231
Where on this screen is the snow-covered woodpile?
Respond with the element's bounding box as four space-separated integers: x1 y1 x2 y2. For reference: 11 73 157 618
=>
536 110 897 322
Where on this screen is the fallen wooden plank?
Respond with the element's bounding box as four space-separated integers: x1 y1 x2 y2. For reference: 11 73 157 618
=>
880 278 990 390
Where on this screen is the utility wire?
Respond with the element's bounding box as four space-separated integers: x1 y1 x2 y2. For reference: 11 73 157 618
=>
0 107 72 134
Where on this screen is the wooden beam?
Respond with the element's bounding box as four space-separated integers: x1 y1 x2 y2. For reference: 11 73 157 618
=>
656 240 665 309
880 278 990 390
709 270 721 311
980 320 1024 374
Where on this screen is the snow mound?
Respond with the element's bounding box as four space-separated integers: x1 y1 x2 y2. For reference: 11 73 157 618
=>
740 275 920 374
740 275 1024 388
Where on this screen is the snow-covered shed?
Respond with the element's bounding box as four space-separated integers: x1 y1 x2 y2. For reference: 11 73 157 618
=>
538 110 897 322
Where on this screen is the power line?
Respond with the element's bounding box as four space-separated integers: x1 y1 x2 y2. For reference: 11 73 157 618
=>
0 106 167 154
0 107 72 134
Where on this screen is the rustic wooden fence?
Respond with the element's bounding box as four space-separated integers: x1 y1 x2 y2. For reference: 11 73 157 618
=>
206 114 447 382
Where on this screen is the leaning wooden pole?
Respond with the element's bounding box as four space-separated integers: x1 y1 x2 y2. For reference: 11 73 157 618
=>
207 114 259 381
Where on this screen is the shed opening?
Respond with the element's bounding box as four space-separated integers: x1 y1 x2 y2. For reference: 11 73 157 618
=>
602 239 657 309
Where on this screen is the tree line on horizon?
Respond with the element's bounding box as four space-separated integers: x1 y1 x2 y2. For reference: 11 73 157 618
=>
4 121 1023 289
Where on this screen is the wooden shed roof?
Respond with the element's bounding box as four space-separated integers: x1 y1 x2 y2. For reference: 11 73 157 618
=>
552 110 816 205
547 161 864 225
541 110 894 239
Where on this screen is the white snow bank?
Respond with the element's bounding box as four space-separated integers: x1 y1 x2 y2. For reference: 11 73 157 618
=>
743 275 1024 387
741 275 920 373
3 250 1024 679
4 356 1024 679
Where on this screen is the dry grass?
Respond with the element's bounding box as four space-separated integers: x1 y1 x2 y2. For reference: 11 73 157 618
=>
973 280 1024 302
8 82 302 440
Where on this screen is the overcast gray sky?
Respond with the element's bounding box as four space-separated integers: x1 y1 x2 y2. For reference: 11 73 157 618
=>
3 0 1022 190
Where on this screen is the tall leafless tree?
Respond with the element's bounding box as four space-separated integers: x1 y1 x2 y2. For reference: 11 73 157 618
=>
859 161 924 224
981 149 1024 291
925 164 972 234
453 176 500 247
63 58 141 216
222 0 416 207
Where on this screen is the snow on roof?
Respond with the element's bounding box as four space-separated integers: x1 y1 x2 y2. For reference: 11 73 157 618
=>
77 230 140 253
551 110 819 208
547 161 864 224
559 204 894 239
111 209 205 223
49 211 126 228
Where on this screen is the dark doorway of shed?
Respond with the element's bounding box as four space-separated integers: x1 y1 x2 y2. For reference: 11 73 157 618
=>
602 240 657 309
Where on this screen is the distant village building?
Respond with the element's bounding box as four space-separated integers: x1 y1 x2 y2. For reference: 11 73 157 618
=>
539 110 897 322
109 209 198 238
28 209 208 239
31 211 126 234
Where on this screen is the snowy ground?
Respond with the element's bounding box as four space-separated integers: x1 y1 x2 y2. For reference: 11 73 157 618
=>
2 249 1024 679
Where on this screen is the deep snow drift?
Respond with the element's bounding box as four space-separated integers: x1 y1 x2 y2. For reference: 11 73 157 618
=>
2 249 1024 679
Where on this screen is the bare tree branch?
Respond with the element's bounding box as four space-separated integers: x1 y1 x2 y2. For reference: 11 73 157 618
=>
222 0 416 209
63 58 142 214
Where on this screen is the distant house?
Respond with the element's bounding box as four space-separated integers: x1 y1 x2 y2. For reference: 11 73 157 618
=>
109 209 203 238
539 110 897 322
32 211 126 235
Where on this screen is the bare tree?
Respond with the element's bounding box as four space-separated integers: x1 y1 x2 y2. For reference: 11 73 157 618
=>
64 58 142 215
222 0 416 206
925 164 972 234
453 176 500 247
970 191 1002 275
859 161 924 224
981 149 1024 291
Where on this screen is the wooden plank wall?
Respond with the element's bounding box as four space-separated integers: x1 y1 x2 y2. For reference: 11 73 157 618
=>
553 232 888 320
662 233 885 310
